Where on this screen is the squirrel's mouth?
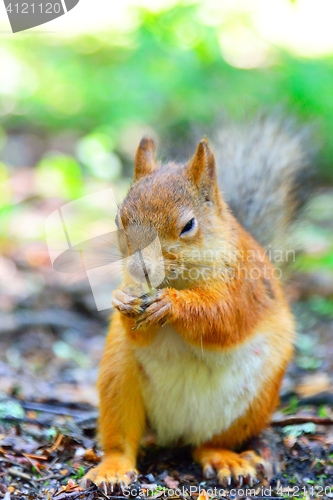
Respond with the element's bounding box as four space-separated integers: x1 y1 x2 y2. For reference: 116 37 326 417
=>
124 250 234 291
158 260 216 289
163 258 236 288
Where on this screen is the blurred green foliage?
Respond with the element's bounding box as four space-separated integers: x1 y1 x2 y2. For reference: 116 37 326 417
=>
36 154 83 199
0 4 333 176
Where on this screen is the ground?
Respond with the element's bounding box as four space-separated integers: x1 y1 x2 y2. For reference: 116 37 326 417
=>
0 193 333 499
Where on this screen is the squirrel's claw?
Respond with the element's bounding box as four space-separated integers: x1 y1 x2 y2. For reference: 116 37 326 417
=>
112 289 147 318
195 448 266 487
81 455 138 492
134 303 171 330
112 287 172 328
134 290 172 329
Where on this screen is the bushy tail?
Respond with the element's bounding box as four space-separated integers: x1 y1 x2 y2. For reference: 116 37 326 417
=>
212 115 315 259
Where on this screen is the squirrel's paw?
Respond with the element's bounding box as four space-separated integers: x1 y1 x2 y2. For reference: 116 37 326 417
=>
81 453 137 493
194 448 266 487
112 288 148 318
134 290 173 330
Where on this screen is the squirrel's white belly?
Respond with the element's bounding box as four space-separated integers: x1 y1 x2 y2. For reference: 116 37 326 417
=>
135 326 270 446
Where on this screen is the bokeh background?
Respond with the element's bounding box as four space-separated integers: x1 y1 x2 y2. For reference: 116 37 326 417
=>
0 0 333 406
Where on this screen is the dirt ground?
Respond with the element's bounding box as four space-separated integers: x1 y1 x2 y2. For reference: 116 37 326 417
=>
1 208 333 499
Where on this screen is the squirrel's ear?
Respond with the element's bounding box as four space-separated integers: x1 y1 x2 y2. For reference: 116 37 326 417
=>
134 136 156 181
187 139 217 198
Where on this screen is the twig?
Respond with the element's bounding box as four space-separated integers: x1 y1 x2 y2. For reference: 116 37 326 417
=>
272 416 333 426
23 452 48 461
32 473 63 482
281 391 333 406
53 487 96 500
7 467 32 480
20 401 97 419
0 416 50 426
46 433 64 455
0 309 101 335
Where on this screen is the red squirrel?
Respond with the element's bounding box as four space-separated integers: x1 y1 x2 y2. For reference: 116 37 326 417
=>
83 117 312 488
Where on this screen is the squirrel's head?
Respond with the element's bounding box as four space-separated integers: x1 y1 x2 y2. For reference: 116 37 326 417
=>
116 137 238 290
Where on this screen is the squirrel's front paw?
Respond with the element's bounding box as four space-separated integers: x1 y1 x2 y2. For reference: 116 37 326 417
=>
81 453 137 493
112 288 148 318
134 289 175 329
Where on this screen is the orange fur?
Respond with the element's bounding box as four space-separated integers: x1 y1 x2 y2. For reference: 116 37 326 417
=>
83 137 295 488
83 313 145 487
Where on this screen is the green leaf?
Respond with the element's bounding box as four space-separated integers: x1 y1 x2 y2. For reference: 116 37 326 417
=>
0 398 24 419
36 154 83 200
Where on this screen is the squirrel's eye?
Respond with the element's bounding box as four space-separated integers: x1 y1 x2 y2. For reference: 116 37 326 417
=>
180 217 196 236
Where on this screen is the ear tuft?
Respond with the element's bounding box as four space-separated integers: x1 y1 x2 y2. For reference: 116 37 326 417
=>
187 138 217 190
134 136 156 181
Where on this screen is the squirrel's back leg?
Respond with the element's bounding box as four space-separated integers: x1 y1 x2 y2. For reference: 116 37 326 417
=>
194 367 285 486
82 312 145 490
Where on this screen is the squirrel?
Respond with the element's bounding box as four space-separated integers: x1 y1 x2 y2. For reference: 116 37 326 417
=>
83 116 313 489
